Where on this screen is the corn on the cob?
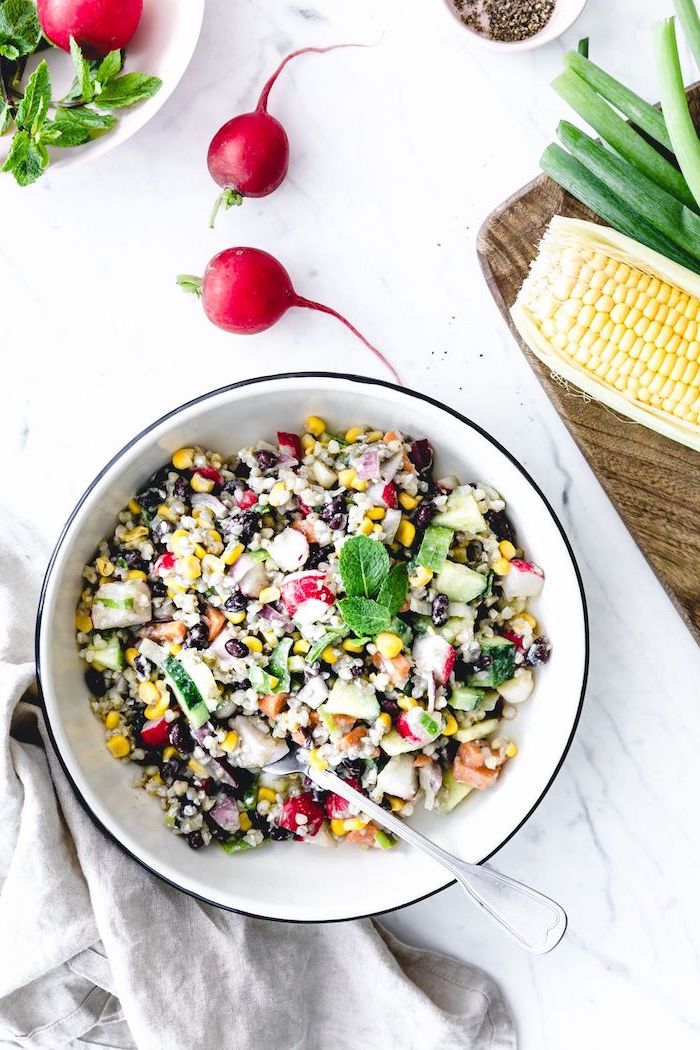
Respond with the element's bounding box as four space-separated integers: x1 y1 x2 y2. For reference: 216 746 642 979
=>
512 216 700 452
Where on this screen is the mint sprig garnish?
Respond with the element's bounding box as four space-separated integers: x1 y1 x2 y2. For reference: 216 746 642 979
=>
337 536 410 638
1 29 161 187
338 597 392 637
339 535 390 599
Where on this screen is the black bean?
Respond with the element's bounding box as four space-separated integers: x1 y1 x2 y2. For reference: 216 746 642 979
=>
349 664 364 679
306 543 334 570
224 590 247 612
234 462 251 480
409 439 434 474
84 667 106 697
231 677 251 692
431 593 449 627
179 796 197 816
248 810 270 833
320 493 346 525
204 815 232 843
132 655 152 681
126 708 146 734
236 511 260 545
379 696 401 719
149 577 167 598
161 758 183 784
134 748 161 767
337 758 363 780
200 778 219 796
466 652 491 674
148 466 170 488
225 638 248 659
525 637 551 667
186 831 205 850
268 824 293 841
254 449 279 470
136 486 165 511
121 550 147 571
485 509 517 546
187 622 210 650
168 720 193 754
218 767 255 800
173 476 188 500
414 501 436 531
466 540 483 563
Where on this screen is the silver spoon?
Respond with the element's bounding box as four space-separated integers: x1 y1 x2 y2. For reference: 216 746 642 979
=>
263 747 567 953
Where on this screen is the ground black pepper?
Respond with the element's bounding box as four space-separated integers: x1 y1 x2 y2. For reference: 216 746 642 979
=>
454 0 555 43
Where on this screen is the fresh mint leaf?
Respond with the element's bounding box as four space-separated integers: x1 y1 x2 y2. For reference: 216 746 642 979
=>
338 597 391 637
96 49 123 86
95 72 161 109
0 0 41 59
1 128 47 184
339 535 389 599
41 117 88 147
377 562 409 616
48 105 115 145
69 36 94 102
15 59 50 134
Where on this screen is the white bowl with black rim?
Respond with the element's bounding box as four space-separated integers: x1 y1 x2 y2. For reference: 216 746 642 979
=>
36 373 588 923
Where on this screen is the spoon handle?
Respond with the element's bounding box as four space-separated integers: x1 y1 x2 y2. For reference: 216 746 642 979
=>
311 767 567 954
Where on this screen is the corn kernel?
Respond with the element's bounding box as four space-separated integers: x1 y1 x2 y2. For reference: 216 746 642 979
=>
166 584 187 598
366 506 386 521
150 773 164 786
343 817 369 832
169 643 183 656
330 819 348 836
345 426 365 443
397 696 418 711
301 433 316 453
375 632 403 659
121 526 148 544
262 629 278 648
178 555 200 581
396 518 416 547
75 613 93 634
105 711 120 730
498 540 517 560
366 430 383 442
158 504 179 524
127 569 148 581
163 745 177 761
342 637 365 653
138 681 160 704
491 557 511 576
226 610 246 625
95 556 114 577
519 612 537 629
505 743 518 758
305 415 326 436
293 638 311 655
351 477 369 492
307 748 329 771
145 695 169 720
258 786 277 803
409 565 433 588
125 647 139 667
388 796 404 812
268 481 288 507
442 713 458 736
128 499 141 516
259 586 281 605
377 712 392 730
172 447 195 470
191 543 206 560
451 546 467 564
242 635 263 653
398 492 419 511
106 735 130 759
321 646 339 664
99 576 112 587
223 542 244 566
338 468 357 488
187 758 208 778
190 473 215 494
221 730 239 753
239 811 252 832
358 517 374 536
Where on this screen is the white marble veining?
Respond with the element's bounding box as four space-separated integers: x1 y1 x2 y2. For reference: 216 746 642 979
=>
3 0 700 1045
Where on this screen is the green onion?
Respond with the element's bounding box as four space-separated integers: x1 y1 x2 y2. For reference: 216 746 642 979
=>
553 69 696 209
673 0 700 70
577 37 589 58
653 17 700 209
564 50 672 150
540 143 700 274
557 120 700 262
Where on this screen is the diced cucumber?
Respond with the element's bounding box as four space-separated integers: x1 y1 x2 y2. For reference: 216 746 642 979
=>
467 637 516 688
437 616 472 644
416 525 453 572
432 487 486 534
90 633 123 672
162 655 210 728
268 637 292 693
437 769 474 813
389 616 413 647
454 718 500 743
318 704 339 734
179 650 221 712
448 685 485 711
435 562 488 603
325 679 380 720
307 627 349 665
380 729 422 756
375 830 397 849
249 665 281 695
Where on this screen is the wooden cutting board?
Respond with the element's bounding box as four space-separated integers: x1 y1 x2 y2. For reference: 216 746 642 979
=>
477 159 700 644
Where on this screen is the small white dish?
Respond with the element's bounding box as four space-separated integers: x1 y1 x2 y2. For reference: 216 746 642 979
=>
37 374 588 923
441 0 588 53
0 0 204 175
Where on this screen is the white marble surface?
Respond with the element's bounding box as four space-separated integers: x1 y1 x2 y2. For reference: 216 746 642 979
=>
3 0 700 1045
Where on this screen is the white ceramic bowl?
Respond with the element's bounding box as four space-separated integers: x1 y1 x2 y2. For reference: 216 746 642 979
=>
37 374 588 922
441 0 588 53
0 0 204 174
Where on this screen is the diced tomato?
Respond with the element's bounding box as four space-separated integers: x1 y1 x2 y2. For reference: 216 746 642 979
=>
140 717 170 748
381 482 398 509
258 693 288 718
278 792 325 837
277 431 303 462
204 605 226 642
235 489 257 510
190 465 222 485
140 620 187 644
324 777 363 819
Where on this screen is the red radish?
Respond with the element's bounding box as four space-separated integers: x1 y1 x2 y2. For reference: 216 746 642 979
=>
153 552 176 576
412 635 456 685
277 431 303 462
381 482 398 509
207 45 362 227
140 717 170 748
324 778 363 819
279 570 335 619
395 707 443 746
177 247 400 384
500 559 545 600
278 791 325 836
37 0 142 57
235 489 257 510
296 497 312 517
190 465 222 485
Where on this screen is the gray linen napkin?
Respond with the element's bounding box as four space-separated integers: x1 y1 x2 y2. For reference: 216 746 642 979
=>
0 518 515 1050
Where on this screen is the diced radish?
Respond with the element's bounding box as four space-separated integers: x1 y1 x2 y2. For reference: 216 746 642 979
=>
312 461 337 489
324 777 362 819
210 797 241 833
371 651 412 687
269 526 309 571
191 493 227 517
412 634 456 685
357 448 380 479
280 571 335 618
229 552 269 597
190 465 223 485
381 451 403 482
501 628 525 652
277 431 303 462
381 482 398 508
235 489 258 509
382 508 402 543
297 497 312 517
496 669 534 704
376 754 417 799
140 717 170 748
500 559 544 600
395 706 443 746
230 716 288 767
278 792 325 836
296 674 329 709
153 551 176 576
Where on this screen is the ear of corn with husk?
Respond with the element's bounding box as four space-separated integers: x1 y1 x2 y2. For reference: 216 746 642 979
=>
511 216 700 452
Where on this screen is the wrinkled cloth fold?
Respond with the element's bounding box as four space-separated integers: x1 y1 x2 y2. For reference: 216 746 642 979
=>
0 518 515 1050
